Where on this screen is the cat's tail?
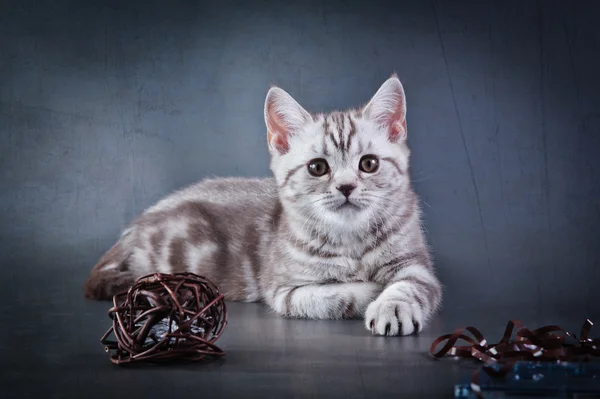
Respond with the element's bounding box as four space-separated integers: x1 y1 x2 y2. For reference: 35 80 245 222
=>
83 235 136 301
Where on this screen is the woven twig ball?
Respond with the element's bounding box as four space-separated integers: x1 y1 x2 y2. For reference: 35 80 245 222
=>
100 272 227 364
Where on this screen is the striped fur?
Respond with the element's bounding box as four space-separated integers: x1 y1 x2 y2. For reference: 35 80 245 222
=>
83 75 443 336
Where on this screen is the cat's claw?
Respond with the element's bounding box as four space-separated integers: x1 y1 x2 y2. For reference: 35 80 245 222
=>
365 299 424 336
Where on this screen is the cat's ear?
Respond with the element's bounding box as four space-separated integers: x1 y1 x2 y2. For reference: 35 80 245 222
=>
363 75 407 142
264 86 312 154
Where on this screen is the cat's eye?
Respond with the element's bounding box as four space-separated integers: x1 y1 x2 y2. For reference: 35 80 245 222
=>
307 159 329 177
359 155 379 173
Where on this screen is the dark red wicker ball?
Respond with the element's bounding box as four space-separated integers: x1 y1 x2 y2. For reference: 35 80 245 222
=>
100 272 227 365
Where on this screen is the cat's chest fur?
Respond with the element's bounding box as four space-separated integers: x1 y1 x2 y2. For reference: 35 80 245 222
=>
271 225 392 283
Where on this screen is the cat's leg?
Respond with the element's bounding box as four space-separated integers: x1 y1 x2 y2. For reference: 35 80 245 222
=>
364 254 442 336
266 282 383 319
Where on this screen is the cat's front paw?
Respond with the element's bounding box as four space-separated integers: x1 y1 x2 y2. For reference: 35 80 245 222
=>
364 299 423 336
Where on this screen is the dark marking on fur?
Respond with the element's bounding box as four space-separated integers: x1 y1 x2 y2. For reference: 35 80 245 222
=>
270 200 283 230
382 157 403 175
169 201 231 294
169 237 187 273
324 117 340 149
243 222 262 291
281 164 304 188
343 297 357 319
362 194 416 256
187 220 208 245
408 283 427 309
150 230 165 250
323 117 330 136
357 140 364 154
149 252 158 270
346 117 356 151
362 216 408 256
402 275 440 310
149 230 165 270
368 216 387 237
369 250 430 283
319 278 342 285
284 286 301 316
83 242 134 300
329 133 340 149
322 132 330 156
290 237 339 259
337 113 345 153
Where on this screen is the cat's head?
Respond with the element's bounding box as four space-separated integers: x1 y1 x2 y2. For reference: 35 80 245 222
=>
264 75 412 234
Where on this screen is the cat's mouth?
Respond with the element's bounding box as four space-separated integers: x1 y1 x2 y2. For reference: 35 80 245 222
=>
336 200 361 211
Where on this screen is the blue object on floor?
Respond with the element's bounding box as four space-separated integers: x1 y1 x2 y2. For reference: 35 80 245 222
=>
454 361 600 398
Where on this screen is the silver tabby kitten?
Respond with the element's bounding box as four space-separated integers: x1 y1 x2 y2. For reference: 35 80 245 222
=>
84 75 442 336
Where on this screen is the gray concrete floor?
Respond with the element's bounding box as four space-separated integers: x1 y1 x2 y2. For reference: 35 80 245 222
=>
3 298 594 399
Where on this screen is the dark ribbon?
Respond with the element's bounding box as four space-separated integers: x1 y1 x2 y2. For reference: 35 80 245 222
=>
430 319 599 398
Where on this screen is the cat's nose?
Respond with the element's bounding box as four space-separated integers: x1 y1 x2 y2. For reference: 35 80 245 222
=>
336 184 356 198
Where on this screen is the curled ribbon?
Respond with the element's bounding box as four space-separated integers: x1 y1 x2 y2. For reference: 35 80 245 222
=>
430 319 599 398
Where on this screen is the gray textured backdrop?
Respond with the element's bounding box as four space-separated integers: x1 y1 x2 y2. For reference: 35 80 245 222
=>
1 0 599 321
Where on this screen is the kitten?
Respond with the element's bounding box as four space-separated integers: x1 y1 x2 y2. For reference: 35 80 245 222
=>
83 75 442 336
